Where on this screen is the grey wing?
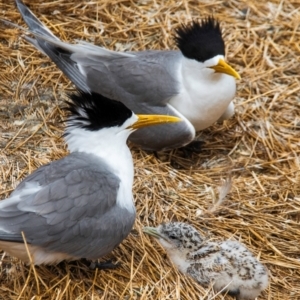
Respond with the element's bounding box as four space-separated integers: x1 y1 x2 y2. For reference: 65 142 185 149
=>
10 152 95 194
16 0 180 105
0 159 134 259
77 51 181 106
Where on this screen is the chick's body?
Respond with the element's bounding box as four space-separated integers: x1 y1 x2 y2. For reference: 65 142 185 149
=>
144 222 268 300
186 240 268 299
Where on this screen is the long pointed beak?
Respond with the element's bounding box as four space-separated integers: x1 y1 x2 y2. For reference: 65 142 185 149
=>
130 114 182 130
209 59 241 79
143 227 162 239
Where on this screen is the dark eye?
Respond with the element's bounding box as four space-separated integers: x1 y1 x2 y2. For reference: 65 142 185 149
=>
169 235 177 240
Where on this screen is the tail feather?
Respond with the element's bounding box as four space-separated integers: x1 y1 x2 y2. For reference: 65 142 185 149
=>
23 35 47 55
15 0 90 92
16 0 59 40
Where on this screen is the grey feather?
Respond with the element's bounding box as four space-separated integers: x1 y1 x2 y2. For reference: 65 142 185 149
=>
0 152 135 259
74 51 181 104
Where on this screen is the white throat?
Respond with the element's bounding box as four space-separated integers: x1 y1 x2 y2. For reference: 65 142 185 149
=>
169 55 236 131
65 116 138 212
159 239 191 273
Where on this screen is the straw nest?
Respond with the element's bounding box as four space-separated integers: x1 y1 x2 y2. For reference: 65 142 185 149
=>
0 0 299 299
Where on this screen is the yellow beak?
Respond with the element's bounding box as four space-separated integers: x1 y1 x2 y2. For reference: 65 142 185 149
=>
209 59 241 79
130 114 182 130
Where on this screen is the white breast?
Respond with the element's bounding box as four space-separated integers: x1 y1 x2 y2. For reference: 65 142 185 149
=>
159 239 191 273
169 55 236 131
65 117 137 213
0 241 77 265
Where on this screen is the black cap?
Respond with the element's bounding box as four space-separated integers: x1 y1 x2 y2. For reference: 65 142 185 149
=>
65 90 133 131
175 17 225 63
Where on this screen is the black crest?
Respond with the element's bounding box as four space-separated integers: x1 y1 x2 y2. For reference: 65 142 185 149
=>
65 90 133 131
175 17 225 62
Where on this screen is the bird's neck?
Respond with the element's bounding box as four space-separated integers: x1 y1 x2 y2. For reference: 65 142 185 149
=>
169 55 236 131
159 239 191 272
65 127 135 212
167 248 191 273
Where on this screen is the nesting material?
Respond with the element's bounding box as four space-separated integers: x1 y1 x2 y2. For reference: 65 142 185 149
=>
0 0 300 299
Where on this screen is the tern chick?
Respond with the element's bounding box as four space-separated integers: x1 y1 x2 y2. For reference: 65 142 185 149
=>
144 222 268 299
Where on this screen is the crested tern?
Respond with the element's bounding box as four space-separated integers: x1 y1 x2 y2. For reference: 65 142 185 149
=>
11 0 240 151
144 222 269 299
0 91 181 266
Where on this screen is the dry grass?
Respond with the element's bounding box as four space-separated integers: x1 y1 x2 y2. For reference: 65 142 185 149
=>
0 0 300 299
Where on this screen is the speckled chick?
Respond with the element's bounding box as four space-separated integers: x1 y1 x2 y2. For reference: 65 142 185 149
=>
143 222 269 300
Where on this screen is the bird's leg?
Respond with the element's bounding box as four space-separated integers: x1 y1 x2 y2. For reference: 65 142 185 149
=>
90 260 121 270
81 258 121 270
179 140 205 156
